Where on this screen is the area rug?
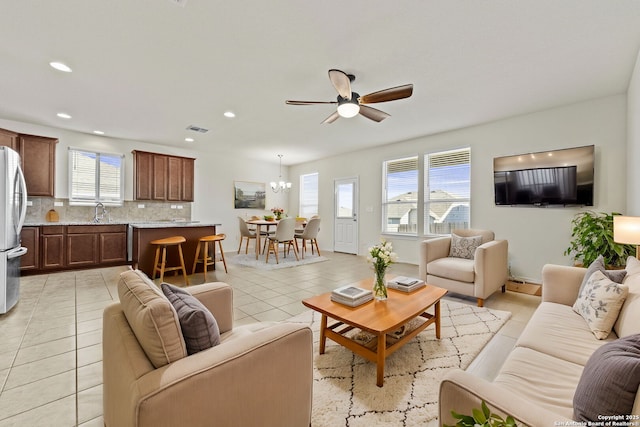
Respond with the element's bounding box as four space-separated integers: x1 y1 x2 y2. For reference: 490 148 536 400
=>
286 300 511 427
228 252 328 270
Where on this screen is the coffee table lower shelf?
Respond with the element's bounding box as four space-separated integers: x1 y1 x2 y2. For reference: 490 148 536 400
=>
318 303 441 387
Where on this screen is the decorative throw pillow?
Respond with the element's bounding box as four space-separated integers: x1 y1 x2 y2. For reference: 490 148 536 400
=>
573 270 629 339
449 234 483 260
577 255 627 297
161 283 220 354
573 333 640 421
117 270 187 368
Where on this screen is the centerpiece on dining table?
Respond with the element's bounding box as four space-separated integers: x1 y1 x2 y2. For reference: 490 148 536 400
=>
367 239 397 300
271 207 285 220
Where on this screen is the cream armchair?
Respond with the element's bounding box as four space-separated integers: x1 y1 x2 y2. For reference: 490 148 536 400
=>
418 229 508 307
103 270 313 427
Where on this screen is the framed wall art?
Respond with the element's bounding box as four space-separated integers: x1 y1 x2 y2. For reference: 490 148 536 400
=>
234 181 266 209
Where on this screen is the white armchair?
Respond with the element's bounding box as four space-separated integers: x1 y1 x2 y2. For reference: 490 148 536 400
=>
418 229 508 307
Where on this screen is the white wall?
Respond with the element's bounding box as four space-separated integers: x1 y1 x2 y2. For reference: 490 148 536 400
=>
0 118 289 250
628 49 640 215
289 95 628 283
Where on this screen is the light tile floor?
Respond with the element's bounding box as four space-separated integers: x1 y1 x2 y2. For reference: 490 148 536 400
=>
0 251 540 426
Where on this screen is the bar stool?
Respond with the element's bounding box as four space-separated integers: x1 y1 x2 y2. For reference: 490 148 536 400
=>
192 234 228 280
150 236 189 286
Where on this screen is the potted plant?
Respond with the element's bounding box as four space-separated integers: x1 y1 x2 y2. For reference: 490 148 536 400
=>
444 401 517 427
564 211 636 268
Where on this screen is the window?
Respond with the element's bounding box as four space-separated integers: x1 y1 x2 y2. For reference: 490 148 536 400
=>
299 172 319 217
383 156 418 234
69 148 124 206
424 148 470 234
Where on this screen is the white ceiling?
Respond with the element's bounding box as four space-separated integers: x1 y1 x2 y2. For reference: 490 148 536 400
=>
1 1 640 166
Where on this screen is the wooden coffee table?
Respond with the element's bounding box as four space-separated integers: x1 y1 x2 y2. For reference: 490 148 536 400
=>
302 278 447 387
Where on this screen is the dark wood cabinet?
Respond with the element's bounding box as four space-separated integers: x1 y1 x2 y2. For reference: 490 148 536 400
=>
19 134 57 197
134 151 154 200
152 154 167 200
20 227 40 270
21 224 127 273
0 128 57 197
167 156 182 201
181 158 194 202
0 128 19 151
67 226 99 267
133 150 195 202
41 226 65 269
99 228 127 264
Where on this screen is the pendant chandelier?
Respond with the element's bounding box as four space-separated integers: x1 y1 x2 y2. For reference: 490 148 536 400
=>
270 154 292 193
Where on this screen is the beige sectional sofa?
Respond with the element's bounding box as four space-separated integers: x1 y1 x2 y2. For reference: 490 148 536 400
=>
439 259 640 426
103 270 313 427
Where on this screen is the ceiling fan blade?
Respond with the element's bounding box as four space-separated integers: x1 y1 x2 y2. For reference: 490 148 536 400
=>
321 111 340 124
286 100 337 105
359 105 390 122
359 84 413 104
328 69 352 100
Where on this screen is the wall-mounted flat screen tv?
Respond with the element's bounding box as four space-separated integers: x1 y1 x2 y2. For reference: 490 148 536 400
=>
493 145 594 206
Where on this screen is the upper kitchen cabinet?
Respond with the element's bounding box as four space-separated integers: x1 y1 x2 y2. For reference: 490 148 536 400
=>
0 128 57 197
132 150 195 202
19 134 57 196
0 128 19 151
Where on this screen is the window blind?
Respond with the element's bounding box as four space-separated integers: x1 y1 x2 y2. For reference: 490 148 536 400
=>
69 148 124 205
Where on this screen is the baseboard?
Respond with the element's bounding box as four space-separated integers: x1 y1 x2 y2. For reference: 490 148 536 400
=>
506 280 541 296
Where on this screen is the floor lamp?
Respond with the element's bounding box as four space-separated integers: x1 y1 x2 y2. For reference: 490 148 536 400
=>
613 216 640 260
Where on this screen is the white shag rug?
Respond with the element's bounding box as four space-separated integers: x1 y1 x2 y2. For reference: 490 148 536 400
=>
286 300 511 426
228 252 328 270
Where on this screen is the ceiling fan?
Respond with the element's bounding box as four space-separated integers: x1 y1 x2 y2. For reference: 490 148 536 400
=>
286 69 413 124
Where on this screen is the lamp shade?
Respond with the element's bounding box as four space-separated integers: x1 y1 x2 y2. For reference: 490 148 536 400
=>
613 216 640 244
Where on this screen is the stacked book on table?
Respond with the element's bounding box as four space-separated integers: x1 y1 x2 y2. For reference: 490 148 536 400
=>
387 276 426 292
331 285 373 307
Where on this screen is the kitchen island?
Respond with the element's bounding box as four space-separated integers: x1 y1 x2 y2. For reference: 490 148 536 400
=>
129 222 222 279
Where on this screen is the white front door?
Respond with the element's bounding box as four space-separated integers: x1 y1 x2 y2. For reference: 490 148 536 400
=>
334 177 358 254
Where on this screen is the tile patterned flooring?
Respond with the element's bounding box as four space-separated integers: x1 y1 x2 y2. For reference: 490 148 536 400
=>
0 251 541 426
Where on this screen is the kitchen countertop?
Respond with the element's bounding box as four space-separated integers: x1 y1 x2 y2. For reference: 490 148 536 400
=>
24 221 221 228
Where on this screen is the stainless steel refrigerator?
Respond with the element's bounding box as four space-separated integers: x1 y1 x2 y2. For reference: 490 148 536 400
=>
0 146 28 314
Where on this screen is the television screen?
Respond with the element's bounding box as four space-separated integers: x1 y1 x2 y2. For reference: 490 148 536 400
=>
493 145 594 206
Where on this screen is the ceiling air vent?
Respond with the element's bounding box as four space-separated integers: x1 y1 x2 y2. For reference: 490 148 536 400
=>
168 0 188 7
186 125 208 133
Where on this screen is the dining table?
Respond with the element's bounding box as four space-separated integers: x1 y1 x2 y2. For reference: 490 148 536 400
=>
246 219 279 260
245 218 307 260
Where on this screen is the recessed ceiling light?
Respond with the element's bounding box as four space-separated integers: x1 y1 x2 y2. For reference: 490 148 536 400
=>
93 130 105 135
49 62 72 73
185 137 195 142
57 112 72 119
224 111 236 118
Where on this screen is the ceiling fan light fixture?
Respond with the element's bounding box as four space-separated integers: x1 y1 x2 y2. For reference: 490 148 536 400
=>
337 98 360 118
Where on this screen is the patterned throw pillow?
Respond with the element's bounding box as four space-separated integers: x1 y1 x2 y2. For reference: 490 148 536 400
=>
577 255 626 297
161 283 221 354
573 270 629 339
449 234 483 260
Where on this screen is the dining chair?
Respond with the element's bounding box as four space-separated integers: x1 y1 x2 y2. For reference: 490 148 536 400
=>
295 217 321 259
237 217 257 254
265 217 299 264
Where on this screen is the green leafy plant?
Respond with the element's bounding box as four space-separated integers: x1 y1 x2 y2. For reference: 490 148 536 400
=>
444 401 517 427
564 211 635 268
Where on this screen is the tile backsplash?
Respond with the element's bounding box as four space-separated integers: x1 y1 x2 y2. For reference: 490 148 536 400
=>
25 198 191 223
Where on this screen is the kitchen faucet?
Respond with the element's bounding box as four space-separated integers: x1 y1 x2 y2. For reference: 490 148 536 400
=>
93 202 108 223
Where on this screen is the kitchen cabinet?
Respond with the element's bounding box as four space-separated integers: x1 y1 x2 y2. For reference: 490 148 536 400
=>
133 150 195 202
67 226 99 267
0 128 57 197
41 226 65 269
181 157 194 201
0 128 19 151
21 224 127 273
19 134 57 197
20 226 40 270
